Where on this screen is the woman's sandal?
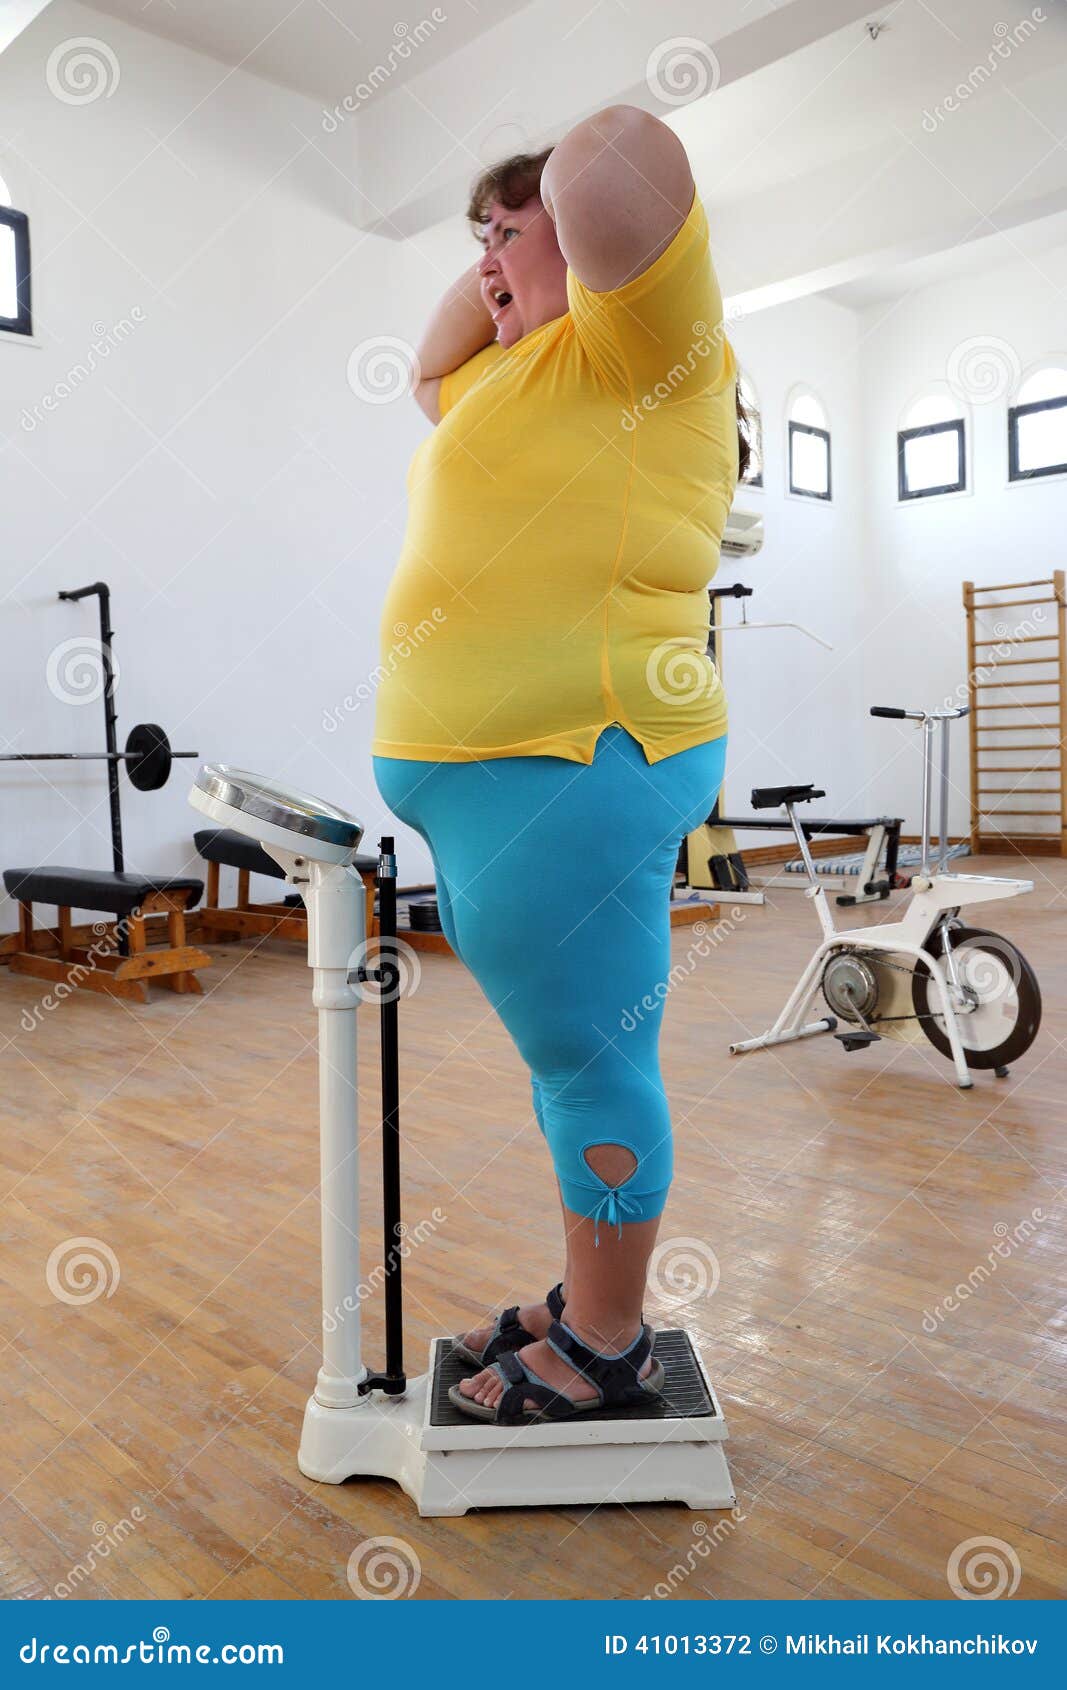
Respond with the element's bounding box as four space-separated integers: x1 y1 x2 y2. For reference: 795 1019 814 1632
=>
449 1281 566 1368
447 1316 665 1424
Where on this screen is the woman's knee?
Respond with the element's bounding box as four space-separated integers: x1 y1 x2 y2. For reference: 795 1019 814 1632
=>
538 1069 675 1235
583 1142 638 1187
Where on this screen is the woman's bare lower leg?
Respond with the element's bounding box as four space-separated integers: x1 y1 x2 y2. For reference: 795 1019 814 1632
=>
457 1195 661 1410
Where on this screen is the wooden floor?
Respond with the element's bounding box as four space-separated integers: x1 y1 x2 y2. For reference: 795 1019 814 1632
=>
0 851 1064 1601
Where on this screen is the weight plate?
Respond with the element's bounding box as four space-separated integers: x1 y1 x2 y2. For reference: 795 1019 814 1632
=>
406 895 442 932
125 722 172 791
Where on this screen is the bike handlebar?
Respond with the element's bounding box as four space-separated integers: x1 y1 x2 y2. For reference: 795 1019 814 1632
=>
870 705 970 720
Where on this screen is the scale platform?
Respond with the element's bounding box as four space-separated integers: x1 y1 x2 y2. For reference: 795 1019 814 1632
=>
298 1329 735 1517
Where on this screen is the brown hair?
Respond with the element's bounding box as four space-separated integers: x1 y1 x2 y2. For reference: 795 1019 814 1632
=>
735 386 752 483
467 146 749 485
466 146 557 230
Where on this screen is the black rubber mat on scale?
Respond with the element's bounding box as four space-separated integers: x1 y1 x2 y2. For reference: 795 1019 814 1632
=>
429 1329 718 1426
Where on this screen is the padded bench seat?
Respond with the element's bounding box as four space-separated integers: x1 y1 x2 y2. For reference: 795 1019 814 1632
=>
2 865 209 1002
4 865 203 917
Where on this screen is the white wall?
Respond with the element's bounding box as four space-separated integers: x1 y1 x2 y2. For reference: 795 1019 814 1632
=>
720 239 1066 853
1 1 443 925
713 294 868 848
856 237 1066 841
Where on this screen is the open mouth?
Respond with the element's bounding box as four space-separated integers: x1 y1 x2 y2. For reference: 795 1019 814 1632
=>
491 289 513 321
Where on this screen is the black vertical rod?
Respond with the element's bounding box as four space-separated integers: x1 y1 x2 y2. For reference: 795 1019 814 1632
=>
679 582 753 891
377 835 404 1383
58 582 124 877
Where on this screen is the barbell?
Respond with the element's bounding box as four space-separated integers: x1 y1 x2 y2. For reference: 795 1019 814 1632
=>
0 723 196 792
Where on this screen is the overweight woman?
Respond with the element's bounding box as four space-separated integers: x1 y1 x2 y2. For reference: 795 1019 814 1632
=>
371 104 743 1425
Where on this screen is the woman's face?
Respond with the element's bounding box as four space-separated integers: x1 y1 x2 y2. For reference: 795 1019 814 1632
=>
476 194 569 350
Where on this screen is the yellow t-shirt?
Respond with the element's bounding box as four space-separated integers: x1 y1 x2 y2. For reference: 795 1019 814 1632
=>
372 189 737 765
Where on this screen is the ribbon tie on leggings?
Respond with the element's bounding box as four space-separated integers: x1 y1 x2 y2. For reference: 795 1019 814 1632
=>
591 1185 643 1247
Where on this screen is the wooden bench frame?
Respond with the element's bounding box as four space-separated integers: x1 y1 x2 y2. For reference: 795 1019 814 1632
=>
196 860 378 947
5 888 210 1002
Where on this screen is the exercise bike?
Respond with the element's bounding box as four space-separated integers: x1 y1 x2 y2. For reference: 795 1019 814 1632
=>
729 704 1042 1089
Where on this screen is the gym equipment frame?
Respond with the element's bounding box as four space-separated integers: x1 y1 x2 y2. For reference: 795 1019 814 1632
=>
189 765 735 1518
679 583 835 906
1 582 209 998
963 571 1066 857
730 705 1041 1089
713 811 906 905
0 582 197 873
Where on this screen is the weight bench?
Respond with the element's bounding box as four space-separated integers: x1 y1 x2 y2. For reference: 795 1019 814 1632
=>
193 828 379 944
1 866 209 1001
718 800 905 906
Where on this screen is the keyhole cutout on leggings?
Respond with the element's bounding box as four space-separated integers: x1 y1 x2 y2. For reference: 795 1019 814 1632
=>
583 1144 638 1187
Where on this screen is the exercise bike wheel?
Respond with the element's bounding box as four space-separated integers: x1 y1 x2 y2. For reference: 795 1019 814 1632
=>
912 925 1041 1070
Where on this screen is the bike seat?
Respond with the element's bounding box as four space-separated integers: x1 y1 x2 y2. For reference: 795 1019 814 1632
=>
750 784 826 810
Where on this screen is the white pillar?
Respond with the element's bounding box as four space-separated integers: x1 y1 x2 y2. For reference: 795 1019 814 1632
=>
305 860 366 1407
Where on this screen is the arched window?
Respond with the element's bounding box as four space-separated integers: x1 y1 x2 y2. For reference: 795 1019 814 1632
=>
0 166 32 337
1009 362 1067 482
738 369 763 488
897 388 966 500
787 389 831 501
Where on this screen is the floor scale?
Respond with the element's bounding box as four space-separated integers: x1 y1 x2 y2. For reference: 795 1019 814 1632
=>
189 766 735 1518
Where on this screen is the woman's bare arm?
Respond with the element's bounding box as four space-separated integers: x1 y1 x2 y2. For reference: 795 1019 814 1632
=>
540 105 693 292
413 260 496 423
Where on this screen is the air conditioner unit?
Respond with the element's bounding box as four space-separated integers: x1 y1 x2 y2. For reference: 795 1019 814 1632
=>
721 506 764 558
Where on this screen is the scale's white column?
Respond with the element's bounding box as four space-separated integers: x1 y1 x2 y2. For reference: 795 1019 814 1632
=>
305 858 366 1407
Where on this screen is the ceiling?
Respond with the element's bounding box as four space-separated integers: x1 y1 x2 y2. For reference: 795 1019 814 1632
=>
667 0 1067 308
89 0 535 106
670 0 1067 208
54 0 1067 305
824 205 1067 309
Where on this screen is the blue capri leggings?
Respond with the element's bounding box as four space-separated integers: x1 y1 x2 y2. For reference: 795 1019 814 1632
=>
372 724 727 1241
